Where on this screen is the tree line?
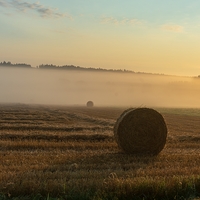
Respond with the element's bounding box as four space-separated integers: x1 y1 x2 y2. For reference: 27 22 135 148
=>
3 61 195 77
0 61 134 74
0 61 32 68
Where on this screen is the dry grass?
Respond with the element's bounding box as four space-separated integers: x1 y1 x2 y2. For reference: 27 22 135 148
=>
1 104 200 199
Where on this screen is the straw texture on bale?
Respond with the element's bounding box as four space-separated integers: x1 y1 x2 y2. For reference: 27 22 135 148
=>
114 108 167 155
86 101 94 107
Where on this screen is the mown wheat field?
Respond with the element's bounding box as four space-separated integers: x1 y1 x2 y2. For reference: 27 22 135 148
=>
1 104 200 199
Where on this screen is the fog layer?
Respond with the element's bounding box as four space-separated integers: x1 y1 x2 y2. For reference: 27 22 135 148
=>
1 67 200 107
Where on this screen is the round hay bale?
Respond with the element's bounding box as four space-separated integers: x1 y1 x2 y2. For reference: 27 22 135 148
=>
114 108 167 155
86 101 94 107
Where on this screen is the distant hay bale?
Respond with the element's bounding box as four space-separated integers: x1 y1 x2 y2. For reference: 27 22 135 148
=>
86 101 94 107
114 108 167 155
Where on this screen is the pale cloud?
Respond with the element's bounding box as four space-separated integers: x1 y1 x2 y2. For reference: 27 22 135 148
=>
161 24 184 33
0 0 9 7
101 16 143 26
0 0 72 19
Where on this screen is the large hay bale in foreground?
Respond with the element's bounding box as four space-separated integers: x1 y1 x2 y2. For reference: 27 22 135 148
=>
86 101 94 107
114 108 167 155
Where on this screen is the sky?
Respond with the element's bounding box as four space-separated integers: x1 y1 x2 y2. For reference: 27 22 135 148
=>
1 0 200 76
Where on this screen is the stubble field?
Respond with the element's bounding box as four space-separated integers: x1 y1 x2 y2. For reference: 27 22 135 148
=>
1 104 200 199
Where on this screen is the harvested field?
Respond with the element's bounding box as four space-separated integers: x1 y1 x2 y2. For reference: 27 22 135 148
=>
1 104 200 199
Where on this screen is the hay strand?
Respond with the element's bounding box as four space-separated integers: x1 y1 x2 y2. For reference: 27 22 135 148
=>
114 108 167 155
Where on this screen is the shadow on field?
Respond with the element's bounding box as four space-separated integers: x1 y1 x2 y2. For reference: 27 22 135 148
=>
54 151 158 174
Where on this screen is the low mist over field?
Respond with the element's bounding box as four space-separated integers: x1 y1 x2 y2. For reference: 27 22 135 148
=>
1 67 200 107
